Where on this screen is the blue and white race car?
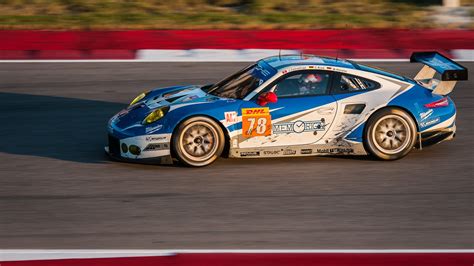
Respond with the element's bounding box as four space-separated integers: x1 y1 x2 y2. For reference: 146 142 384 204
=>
106 52 467 166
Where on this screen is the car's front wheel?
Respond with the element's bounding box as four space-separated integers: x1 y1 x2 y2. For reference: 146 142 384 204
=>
172 116 225 167
364 108 417 160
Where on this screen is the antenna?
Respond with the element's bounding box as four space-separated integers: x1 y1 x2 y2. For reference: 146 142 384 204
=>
336 24 348 61
278 49 282 60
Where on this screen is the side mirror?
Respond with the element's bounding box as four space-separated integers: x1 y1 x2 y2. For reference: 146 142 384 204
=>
257 92 278 106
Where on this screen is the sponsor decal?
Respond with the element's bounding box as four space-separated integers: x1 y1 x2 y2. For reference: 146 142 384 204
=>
283 149 297 155
316 107 335 115
420 117 440 128
145 136 166 142
300 149 313 155
420 109 434 121
143 143 168 151
224 111 238 123
243 108 268 115
232 139 238 148
316 148 354 154
282 70 288 74
242 107 272 138
145 124 163 134
289 66 307 71
263 150 280 155
240 151 260 157
254 65 272 77
273 120 325 134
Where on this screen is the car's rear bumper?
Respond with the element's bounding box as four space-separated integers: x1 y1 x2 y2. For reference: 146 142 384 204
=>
419 124 456 148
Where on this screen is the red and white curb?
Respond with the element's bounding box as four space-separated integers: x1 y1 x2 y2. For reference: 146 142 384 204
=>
0 49 472 62
1 249 473 266
134 49 473 62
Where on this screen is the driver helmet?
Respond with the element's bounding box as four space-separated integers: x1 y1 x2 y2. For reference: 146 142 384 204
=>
301 74 323 84
299 74 323 94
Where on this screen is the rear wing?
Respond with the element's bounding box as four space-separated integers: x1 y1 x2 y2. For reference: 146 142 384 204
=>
410 51 468 95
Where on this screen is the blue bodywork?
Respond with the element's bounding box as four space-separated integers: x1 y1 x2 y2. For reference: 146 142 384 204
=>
106 54 460 161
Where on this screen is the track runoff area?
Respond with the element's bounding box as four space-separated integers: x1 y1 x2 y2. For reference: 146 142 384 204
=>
0 61 472 265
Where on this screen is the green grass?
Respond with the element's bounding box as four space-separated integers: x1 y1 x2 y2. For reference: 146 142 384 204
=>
0 0 470 29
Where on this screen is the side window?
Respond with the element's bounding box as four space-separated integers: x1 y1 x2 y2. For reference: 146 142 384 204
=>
271 71 331 98
336 74 380 93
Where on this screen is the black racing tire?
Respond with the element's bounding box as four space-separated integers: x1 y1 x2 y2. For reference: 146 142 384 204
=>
172 116 225 167
364 108 417 160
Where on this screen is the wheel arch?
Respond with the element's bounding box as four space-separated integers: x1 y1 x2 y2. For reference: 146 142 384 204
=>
170 114 231 159
362 105 419 158
364 105 420 135
384 105 419 132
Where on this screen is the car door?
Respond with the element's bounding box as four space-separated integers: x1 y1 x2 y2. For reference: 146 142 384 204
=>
238 70 338 149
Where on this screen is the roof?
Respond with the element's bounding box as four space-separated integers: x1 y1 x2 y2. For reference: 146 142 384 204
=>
260 54 409 82
260 54 356 70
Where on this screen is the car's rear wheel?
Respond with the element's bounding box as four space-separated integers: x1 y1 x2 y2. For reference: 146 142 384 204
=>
364 108 417 160
173 116 225 167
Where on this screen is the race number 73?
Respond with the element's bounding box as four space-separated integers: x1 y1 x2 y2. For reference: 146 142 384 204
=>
242 107 272 138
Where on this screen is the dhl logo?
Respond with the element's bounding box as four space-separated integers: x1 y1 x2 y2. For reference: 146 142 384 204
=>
242 107 269 115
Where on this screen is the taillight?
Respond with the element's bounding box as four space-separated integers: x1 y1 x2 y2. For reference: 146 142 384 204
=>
424 97 449 108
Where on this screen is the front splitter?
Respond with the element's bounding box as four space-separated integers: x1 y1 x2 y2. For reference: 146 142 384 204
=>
104 146 174 165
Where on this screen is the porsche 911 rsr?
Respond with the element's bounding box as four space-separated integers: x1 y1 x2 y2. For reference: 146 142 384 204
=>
105 52 468 167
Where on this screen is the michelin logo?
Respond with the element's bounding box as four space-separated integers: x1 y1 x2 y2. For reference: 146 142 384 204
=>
420 117 440 128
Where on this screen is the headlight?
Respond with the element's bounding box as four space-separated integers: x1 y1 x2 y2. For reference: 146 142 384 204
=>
129 91 149 106
143 106 169 125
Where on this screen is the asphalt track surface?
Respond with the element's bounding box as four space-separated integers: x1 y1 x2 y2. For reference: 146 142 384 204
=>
0 62 472 249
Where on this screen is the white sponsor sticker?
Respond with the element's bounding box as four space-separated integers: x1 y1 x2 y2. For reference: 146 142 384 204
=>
145 124 163 133
232 139 238 148
224 111 238 123
420 109 434 121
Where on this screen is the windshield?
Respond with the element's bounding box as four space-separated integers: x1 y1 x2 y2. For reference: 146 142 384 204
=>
206 63 275 99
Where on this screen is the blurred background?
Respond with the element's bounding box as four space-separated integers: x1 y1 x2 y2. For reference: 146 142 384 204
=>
0 0 472 29
0 0 472 61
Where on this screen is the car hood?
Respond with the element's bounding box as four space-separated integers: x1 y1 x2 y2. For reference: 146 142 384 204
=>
142 85 217 109
112 85 222 129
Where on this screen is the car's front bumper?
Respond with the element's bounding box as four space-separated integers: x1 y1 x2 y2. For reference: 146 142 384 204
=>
105 133 173 164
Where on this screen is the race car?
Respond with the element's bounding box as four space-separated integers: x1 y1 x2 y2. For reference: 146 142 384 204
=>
105 52 467 167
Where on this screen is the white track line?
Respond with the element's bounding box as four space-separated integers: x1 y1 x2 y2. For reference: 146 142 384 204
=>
1 249 473 262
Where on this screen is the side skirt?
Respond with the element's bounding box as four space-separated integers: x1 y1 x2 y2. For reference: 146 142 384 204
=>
229 143 367 158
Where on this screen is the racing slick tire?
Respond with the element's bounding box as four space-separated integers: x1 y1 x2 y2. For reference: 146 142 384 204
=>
172 116 225 167
364 108 417 160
